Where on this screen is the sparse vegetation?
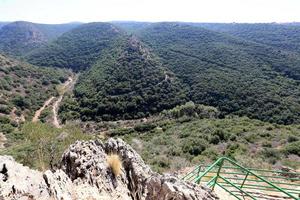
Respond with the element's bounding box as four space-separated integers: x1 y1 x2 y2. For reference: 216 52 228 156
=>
0 54 69 128
1 122 93 170
114 111 300 172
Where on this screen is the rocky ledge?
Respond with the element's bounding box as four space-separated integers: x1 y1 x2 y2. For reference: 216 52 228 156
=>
0 138 218 200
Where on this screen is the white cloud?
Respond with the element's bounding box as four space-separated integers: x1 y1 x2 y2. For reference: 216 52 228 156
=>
0 0 299 23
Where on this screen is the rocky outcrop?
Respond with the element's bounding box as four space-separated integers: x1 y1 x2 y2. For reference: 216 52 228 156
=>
0 156 50 200
0 138 218 200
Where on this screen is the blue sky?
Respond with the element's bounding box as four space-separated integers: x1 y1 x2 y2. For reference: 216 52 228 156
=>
0 0 300 24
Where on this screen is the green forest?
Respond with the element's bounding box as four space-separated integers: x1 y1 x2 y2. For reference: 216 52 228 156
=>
1 21 300 172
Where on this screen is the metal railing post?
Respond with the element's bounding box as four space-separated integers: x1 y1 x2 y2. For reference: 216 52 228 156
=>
196 165 202 184
212 158 224 190
241 171 249 188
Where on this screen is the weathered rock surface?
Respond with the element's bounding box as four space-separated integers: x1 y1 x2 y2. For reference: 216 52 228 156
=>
0 138 218 200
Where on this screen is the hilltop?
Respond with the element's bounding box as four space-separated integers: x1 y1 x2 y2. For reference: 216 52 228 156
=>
194 23 300 54
59 35 185 121
0 21 79 57
26 22 125 71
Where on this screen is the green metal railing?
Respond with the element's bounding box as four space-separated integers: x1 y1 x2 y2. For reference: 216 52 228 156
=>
182 157 300 200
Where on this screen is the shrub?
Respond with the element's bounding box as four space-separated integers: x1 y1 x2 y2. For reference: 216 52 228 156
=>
287 135 299 143
161 101 219 119
107 154 122 176
150 156 171 172
12 96 30 109
209 135 220 144
284 141 300 156
134 123 156 132
0 105 10 114
182 138 207 156
110 128 134 136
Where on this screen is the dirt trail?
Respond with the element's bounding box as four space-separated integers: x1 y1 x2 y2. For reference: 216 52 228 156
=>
0 132 7 149
52 96 63 128
52 77 74 128
32 76 74 127
32 97 55 122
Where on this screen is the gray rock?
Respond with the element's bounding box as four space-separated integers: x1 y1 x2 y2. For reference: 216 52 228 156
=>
0 156 50 200
0 139 219 200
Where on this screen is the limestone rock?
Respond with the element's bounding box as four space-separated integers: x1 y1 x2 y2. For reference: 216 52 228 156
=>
0 138 219 200
0 156 50 200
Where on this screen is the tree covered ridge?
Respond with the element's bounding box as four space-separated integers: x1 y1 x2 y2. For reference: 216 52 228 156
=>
26 22 125 71
137 22 300 124
60 35 186 121
3 21 300 124
195 23 300 54
0 21 80 57
0 21 47 57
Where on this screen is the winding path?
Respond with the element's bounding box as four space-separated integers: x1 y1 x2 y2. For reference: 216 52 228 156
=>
32 76 74 128
52 77 74 128
32 97 55 122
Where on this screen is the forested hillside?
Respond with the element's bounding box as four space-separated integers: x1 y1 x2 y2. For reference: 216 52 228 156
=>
0 21 79 57
112 21 152 33
60 36 186 121
26 22 125 71
0 20 300 173
0 54 69 132
194 23 300 54
138 23 300 124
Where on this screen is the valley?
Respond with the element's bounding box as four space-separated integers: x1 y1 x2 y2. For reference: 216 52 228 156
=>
0 20 299 176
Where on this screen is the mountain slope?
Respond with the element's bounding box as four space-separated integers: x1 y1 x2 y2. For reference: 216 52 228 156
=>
26 22 125 71
0 21 79 57
0 54 69 129
112 21 152 33
138 23 300 124
60 36 186 121
195 23 300 54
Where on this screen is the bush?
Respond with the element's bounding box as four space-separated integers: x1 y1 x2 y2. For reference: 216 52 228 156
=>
134 123 156 132
0 105 10 114
161 101 219 119
287 135 299 143
12 96 30 109
284 141 300 156
110 128 134 136
150 155 171 172
182 138 207 156
209 135 220 144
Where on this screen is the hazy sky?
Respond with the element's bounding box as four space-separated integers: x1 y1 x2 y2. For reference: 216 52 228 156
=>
0 0 299 24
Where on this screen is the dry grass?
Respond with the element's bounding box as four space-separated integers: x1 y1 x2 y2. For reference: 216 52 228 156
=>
107 154 122 176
